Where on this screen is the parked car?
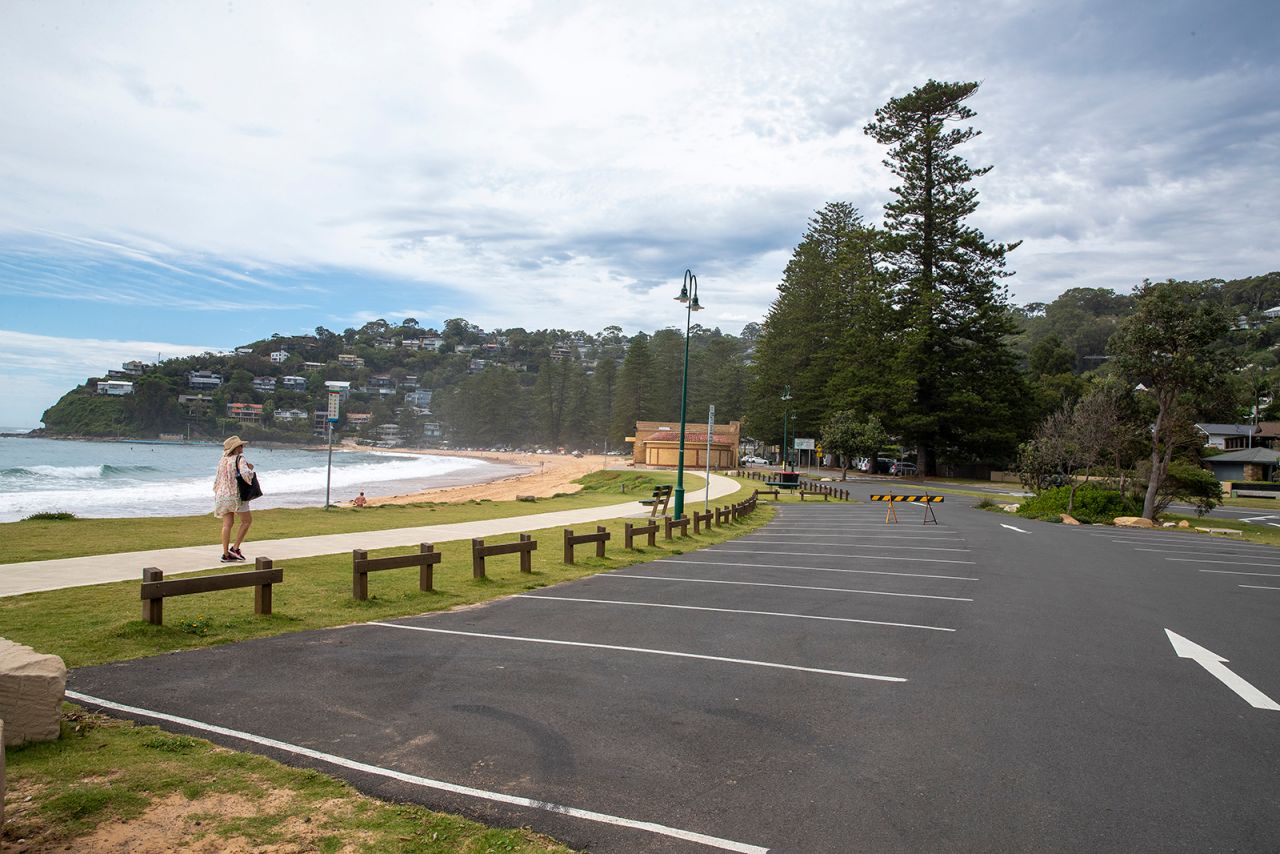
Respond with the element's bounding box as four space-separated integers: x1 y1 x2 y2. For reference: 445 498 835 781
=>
740 455 770 465
890 461 917 476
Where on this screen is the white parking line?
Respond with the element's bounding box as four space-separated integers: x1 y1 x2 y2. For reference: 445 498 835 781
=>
369 622 907 682
65 691 770 853
1240 584 1280 590
1135 547 1280 558
1200 569 1280 578
708 548 974 565
604 574 973 602
516 594 956 631
657 558 978 581
738 539 968 552
1168 558 1280 568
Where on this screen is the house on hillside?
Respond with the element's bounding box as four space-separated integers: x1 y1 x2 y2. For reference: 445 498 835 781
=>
227 403 263 425
1203 447 1280 483
187 370 222 390
96 380 134 396
1195 423 1259 451
281 375 308 391
270 350 289 364
252 376 277 393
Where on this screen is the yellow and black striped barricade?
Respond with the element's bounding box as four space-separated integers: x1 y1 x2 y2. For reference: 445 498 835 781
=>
869 493 943 525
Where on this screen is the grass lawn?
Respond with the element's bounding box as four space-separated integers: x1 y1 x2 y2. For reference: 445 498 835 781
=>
2 474 772 850
3 708 574 853
1 468 700 564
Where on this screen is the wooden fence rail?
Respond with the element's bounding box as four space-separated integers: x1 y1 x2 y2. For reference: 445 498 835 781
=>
624 519 659 549
664 515 690 540
352 543 440 600
141 558 279 626
563 526 610 564
691 508 713 534
472 534 536 578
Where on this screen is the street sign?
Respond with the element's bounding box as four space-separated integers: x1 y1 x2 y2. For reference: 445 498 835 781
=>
794 437 815 450
327 391 340 423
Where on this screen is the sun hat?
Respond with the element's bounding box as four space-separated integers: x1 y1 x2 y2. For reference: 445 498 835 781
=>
223 435 247 454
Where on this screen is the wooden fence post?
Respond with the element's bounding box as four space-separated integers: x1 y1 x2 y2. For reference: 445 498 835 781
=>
254 557 273 615
472 538 486 579
352 549 369 600
520 533 533 573
142 567 163 625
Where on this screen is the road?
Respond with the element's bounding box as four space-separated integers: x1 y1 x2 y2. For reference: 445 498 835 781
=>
69 499 1280 852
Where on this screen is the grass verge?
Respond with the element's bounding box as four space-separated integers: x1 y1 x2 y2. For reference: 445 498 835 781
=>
1 468 699 564
2 707 575 853
2 475 771 851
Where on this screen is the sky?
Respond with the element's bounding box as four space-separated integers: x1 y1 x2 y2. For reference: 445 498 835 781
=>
2 0 1278 428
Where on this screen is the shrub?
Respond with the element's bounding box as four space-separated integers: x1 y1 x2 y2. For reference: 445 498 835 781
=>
1017 483 1142 524
22 511 77 521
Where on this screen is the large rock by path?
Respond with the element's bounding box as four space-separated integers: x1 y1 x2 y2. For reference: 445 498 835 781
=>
0 638 66 746
1114 516 1155 528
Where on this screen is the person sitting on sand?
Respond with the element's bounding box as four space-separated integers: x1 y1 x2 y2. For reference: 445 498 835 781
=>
213 435 256 562
353 492 367 507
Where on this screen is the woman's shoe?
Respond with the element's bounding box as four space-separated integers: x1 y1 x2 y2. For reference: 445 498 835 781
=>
229 547 246 561
220 553 238 563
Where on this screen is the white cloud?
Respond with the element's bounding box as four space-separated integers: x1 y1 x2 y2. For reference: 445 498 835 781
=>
0 0 1276 334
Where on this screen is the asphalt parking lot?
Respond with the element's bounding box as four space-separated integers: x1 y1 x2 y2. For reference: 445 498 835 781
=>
70 501 1280 852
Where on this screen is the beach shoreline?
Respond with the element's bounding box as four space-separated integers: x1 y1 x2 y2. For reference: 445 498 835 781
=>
342 447 618 506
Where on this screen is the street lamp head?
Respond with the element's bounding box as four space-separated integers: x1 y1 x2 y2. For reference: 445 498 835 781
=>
675 285 689 303
689 294 703 312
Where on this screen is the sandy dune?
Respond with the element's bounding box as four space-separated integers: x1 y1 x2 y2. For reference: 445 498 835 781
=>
357 450 617 506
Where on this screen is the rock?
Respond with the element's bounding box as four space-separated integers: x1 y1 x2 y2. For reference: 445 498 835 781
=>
1163 522 1177 528
1060 514 1081 525
1178 520 1191 528
1000 503 1020 513
0 638 66 747
1113 516 1155 528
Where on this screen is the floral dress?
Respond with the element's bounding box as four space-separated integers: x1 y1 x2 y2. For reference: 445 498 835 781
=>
212 453 254 517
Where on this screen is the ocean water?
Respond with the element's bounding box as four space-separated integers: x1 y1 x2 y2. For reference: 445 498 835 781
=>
0 438 525 522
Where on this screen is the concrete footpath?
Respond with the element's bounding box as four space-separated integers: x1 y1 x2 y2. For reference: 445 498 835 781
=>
0 474 742 598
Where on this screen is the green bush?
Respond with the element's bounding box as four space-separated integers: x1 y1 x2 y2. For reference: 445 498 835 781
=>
22 511 77 521
1017 483 1142 524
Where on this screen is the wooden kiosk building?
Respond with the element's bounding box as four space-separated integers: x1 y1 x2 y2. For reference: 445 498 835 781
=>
627 420 741 469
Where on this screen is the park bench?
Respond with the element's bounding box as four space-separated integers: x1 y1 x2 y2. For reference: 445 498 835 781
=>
624 519 659 549
472 534 537 578
638 484 673 517
754 488 781 500
563 526 610 563
1233 489 1278 499
141 558 279 626
799 489 829 501
352 543 441 600
665 515 690 539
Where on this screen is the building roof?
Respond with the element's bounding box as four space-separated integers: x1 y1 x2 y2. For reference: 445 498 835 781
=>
641 431 737 444
1204 447 1280 464
1195 423 1258 436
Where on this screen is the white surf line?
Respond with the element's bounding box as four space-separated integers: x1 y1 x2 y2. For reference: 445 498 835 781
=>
66 691 768 854
1199 569 1280 578
707 548 974 565
657 558 978 582
1167 558 1280 568
737 539 969 553
516 594 956 632
1240 584 1280 590
604 574 973 602
369 622 906 682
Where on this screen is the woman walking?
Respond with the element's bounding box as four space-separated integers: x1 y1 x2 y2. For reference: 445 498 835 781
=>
213 435 256 562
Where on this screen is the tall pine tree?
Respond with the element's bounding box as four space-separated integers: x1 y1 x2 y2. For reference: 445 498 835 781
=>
865 80 1026 473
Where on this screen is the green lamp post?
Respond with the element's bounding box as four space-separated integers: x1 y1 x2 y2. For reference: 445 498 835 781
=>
780 385 792 471
673 269 703 520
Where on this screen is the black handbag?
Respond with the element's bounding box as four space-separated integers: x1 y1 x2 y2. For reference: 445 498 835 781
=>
235 455 263 501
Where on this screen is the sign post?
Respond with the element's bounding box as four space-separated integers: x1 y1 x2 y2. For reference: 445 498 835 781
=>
704 404 715 511
794 437 815 474
325 392 340 509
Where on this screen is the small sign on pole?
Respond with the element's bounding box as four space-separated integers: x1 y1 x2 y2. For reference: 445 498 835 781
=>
704 404 715 511
325 392 340 508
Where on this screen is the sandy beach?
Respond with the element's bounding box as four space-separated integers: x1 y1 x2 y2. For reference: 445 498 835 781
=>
351 449 617 506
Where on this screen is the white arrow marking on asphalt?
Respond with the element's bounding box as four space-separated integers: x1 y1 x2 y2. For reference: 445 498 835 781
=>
1165 629 1280 711
1000 524 1030 534
1239 515 1280 529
